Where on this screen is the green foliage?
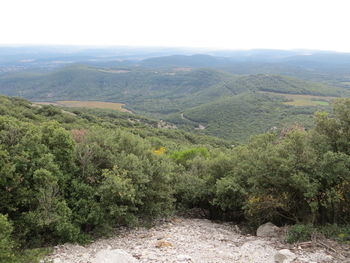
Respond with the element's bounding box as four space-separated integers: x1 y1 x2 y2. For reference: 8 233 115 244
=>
1 95 350 260
286 224 316 243
0 214 49 263
0 97 183 259
286 224 350 244
231 74 342 96
171 147 209 167
318 224 350 243
197 99 350 225
181 92 322 141
214 176 246 213
1 64 348 141
0 214 16 263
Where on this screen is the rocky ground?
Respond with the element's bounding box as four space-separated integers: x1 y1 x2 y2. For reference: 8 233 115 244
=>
48 217 350 263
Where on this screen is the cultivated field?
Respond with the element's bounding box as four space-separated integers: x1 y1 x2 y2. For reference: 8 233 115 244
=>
260 91 337 106
35 101 132 113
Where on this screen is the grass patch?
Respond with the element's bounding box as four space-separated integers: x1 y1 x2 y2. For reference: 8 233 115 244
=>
312 100 329 106
284 100 330 106
260 91 337 107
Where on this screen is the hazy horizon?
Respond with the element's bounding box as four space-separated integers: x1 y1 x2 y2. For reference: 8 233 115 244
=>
0 45 349 55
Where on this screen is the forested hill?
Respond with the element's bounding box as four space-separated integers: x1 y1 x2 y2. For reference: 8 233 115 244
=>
0 65 348 141
0 95 230 148
0 66 237 103
0 65 346 101
1 95 350 262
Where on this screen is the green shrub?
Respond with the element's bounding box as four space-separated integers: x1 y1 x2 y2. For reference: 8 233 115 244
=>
171 147 209 167
1 95 350 258
0 214 16 263
286 224 316 243
318 224 350 243
286 224 350 244
173 171 208 209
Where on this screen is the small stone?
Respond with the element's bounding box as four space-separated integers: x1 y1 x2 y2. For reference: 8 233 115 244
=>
155 240 173 248
274 249 296 263
92 249 138 263
171 217 183 223
324 255 333 262
132 253 142 259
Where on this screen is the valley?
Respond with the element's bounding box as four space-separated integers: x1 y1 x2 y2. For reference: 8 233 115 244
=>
1 58 349 141
3 0 350 261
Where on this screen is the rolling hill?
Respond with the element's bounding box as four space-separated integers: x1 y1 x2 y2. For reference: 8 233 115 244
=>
172 93 320 141
0 64 348 141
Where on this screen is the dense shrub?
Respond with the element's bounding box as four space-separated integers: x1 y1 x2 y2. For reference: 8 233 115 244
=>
171 99 350 226
286 224 350 244
1 95 350 257
0 116 177 248
286 224 316 243
0 214 16 263
170 147 209 167
319 224 350 243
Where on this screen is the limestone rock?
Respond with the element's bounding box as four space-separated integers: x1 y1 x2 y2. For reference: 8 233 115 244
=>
274 249 296 263
256 222 280 237
237 240 277 263
323 255 334 262
92 249 138 263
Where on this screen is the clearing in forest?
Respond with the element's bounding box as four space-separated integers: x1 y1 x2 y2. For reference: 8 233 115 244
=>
260 91 338 106
36 101 131 113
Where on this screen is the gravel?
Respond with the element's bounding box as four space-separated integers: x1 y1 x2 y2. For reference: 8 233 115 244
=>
48 217 341 263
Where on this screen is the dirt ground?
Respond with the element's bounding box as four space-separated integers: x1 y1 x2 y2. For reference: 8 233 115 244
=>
48 217 349 263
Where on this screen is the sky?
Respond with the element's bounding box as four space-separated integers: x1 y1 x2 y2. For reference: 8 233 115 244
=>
1 0 350 52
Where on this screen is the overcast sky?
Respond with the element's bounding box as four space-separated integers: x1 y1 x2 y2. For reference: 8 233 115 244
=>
1 0 350 52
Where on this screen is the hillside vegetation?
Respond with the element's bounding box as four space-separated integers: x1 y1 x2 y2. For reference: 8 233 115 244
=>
1 95 350 262
0 65 348 141
177 93 319 141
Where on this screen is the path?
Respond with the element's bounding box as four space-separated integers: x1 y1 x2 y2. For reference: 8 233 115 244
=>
49 218 344 263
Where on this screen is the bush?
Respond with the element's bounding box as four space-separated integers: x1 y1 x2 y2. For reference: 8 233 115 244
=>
286 224 316 243
170 147 209 167
2 95 350 259
0 214 16 263
286 223 350 244
0 214 50 263
318 224 350 243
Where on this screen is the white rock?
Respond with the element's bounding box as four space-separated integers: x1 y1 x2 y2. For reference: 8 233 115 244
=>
177 254 192 261
306 251 334 263
324 255 333 262
274 249 296 263
237 240 277 263
92 249 138 263
256 222 280 237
